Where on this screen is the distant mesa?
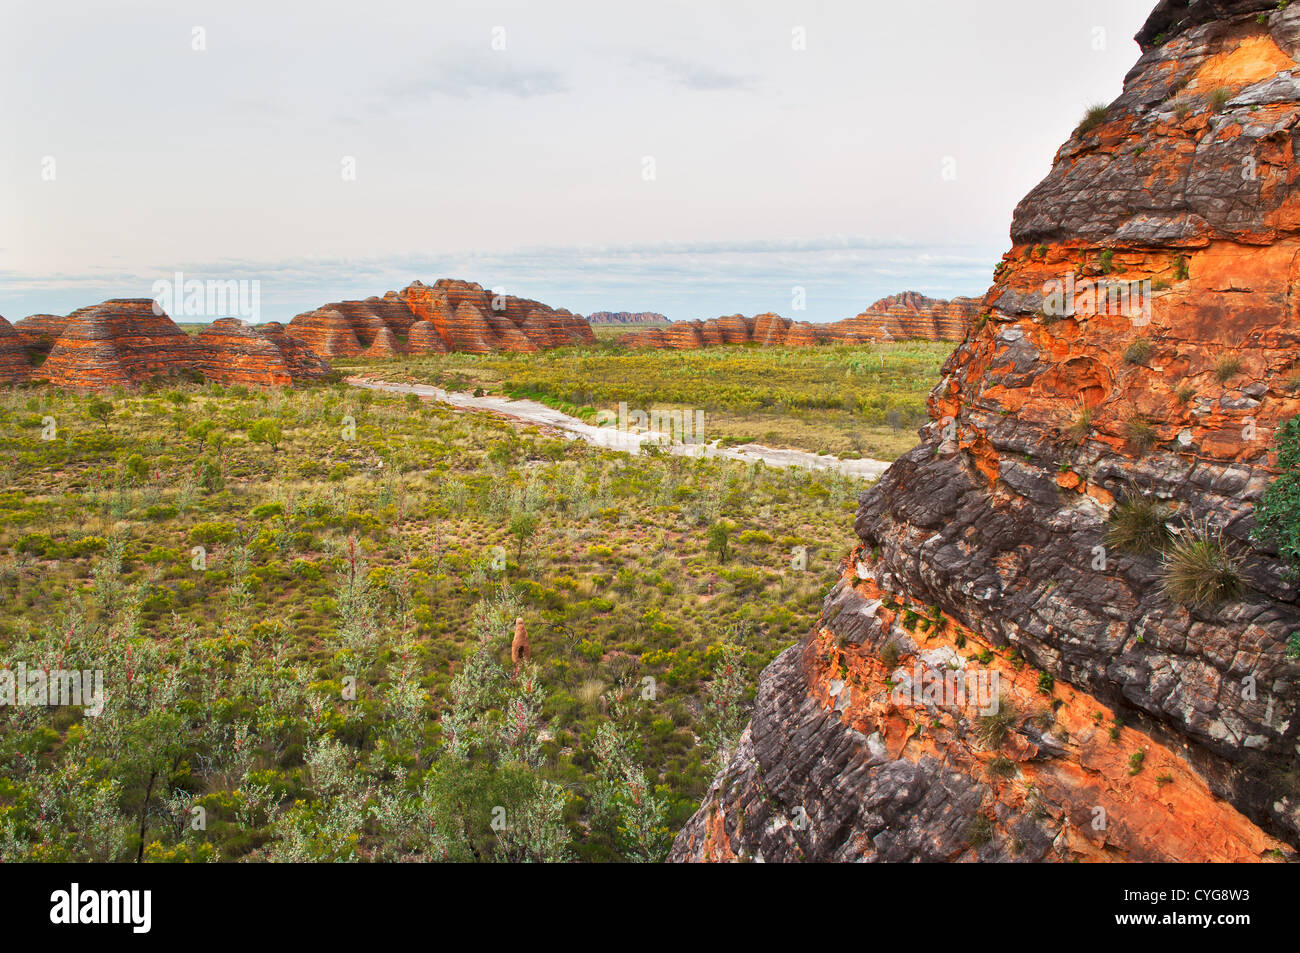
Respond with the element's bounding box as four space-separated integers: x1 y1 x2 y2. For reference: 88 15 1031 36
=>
195 317 333 387
586 311 669 325
285 279 595 359
618 293 977 349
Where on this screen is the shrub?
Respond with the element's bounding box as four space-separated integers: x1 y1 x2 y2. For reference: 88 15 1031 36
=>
249 418 283 452
879 640 900 670
1253 416 1300 575
1106 496 1171 554
1161 523 1244 607
1068 401 1094 445
1123 337 1154 365
976 699 1017 748
1214 354 1243 383
1124 416 1159 453
706 523 731 563
1207 86 1233 112
965 813 995 848
988 755 1017 779
1077 104 1109 135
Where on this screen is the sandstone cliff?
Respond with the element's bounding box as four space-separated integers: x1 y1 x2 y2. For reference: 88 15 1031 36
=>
12 313 69 356
195 318 333 386
619 294 975 349
0 317 32 384
286 279 594 358
37 300 199 389
672 0 1300 862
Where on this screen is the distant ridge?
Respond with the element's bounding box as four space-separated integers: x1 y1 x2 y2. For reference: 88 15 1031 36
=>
586 311 669 325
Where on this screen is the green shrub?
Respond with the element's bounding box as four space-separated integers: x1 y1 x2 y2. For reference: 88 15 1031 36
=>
1161 523 1244 607
1207 86 1233 112
1106 496 1171 554
1253 416 1300 575
976 699 1016 748
1077 104 1109 135
1124 416 1159 453
879 640 900 669
1123 337 1154 365
1214 354 1243 383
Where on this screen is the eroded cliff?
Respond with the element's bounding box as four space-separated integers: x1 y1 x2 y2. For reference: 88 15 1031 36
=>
672 0 1300 862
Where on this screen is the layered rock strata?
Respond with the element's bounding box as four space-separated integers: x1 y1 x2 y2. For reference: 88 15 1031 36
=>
37 300 199 388
195 318 333 386
12 314 69 355
672 0 1300 862
286 279 594 358
620 295 976 349
0 317 32 384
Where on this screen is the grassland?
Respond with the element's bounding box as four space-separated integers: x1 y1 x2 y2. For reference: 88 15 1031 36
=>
338 338 954 461
0 377 865 861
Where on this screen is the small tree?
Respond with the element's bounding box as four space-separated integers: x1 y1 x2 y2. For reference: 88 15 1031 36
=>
508 511 539 561
702 629 751 767
249 418 283 452
87 397 113 429
706 522 731 563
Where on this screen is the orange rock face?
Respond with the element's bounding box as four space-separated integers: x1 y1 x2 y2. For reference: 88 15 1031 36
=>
195 318 333 386
673 0 1300 862
286 306 380 358
12 313 69 355
836 292 978 343
0 317 32 384
37 299 199 389
620 294 974 350
361 325 404 359
397 279 594 355
285 279 594 359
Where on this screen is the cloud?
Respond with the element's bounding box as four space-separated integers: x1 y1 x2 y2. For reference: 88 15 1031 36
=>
638 54 757 92
388 53 568 102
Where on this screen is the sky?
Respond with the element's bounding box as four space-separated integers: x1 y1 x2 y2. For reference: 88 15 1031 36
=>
2 0 1154 324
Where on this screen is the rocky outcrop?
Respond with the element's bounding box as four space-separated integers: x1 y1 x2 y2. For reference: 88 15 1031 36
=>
586 311 669 325
620 295 975 349
406 320 449 354
286 279 594 359
37 300 199 389
0 317 32 384
836 293 979 343
396 279 594 354
361 325 403 359
195 318 333 386
673 0 1300 862
13 314 69 356
286 306 382 358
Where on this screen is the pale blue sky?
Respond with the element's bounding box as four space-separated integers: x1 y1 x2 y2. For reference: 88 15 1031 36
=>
2 0 1153 323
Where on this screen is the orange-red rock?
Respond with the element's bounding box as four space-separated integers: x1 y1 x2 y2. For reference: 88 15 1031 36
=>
12 313 68 355
285 307 364 358
361 325 404 359
0 317 32 384
37 299 199 389
406 320 449 354
673 0 1300 863
195 318 332 386
620 294 975 350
